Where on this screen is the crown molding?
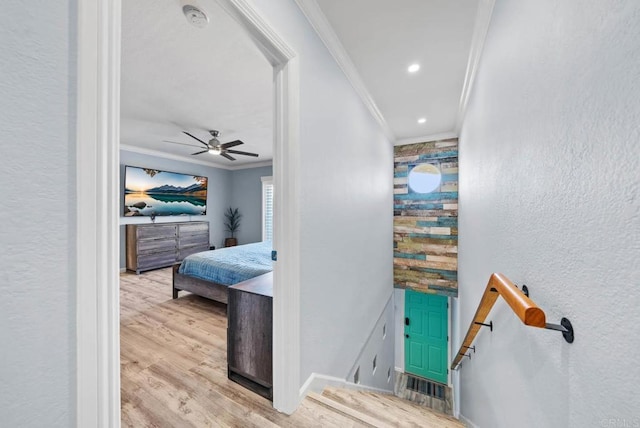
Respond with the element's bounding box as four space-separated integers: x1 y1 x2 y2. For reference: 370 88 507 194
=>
120 144 272 171
394 131 458 146
227 160 274 170
455 0 496 133
294 0 395 142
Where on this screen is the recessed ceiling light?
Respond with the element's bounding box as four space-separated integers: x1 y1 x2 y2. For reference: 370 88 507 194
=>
408 63 420 73
418 118 427 124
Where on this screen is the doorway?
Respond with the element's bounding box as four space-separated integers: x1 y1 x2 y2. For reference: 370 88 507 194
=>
404 290 448 384
76 0 301 424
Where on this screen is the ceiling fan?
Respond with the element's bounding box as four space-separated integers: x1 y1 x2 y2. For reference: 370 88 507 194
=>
164 130 259 161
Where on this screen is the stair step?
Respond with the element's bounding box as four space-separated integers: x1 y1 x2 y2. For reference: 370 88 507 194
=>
320 389 402 427
307 392 389 427
297 396 371 427
321 387 463 428
340 389 450 418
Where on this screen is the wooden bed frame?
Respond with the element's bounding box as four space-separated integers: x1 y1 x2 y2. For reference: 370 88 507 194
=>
172 263 229 304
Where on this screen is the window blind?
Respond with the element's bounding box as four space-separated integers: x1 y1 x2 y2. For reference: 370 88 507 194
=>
262 178 273 241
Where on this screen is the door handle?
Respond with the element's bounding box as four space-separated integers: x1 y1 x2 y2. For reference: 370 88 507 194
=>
405 334 409 338
405 317 410 326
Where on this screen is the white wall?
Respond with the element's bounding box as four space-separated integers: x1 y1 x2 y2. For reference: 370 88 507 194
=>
250 0 394 385
346 294 395 391
0 1 75 427
457 1 640 427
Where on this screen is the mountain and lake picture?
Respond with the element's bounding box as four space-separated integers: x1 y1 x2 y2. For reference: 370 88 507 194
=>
124 166 208 217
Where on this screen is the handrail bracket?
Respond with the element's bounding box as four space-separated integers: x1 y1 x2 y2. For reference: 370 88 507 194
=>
474 321 493 331
545 317 574 343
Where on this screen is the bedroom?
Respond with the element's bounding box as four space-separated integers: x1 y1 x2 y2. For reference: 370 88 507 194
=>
118 0 284 420
119 0 274 251
120 0 290 414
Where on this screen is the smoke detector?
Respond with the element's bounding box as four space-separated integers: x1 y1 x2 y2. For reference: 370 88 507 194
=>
182 4 209 28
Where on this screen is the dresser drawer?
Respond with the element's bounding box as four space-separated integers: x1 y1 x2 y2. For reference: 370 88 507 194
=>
137 237 177 255
178 244 209 261
178 233 208 248
178 222 208 236
137 250 177 270
137 224 176 240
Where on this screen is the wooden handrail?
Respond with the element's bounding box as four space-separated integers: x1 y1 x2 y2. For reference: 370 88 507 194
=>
451 273 551 370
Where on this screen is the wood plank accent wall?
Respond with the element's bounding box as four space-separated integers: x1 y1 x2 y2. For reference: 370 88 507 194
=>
394 139 458 297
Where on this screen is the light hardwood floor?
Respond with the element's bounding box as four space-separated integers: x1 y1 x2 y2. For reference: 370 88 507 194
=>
120 268 463 427
121 268 365 427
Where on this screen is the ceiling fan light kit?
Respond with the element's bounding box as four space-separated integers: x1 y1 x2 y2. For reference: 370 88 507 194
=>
164 129 259 161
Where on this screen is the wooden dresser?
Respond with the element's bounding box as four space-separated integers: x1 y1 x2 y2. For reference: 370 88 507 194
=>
227 272 273 400
125 221 209 274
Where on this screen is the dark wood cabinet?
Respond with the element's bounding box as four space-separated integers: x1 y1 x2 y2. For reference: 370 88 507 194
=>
227 272 273 400
126 221 209 274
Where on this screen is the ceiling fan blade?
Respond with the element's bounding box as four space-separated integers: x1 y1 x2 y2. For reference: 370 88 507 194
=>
226 149 259 157
191 149 209 155
221 152 236 161
220 139 243 149
182 131 209 148
163 140 202 148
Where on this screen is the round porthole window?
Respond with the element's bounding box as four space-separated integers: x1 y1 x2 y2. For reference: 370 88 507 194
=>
408 163 441 193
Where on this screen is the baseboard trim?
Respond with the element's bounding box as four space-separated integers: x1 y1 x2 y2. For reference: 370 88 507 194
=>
299 373 393 399
459 413 479 428
119 267 126 273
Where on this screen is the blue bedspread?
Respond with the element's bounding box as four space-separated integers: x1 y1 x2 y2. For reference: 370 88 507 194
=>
178 240 273 286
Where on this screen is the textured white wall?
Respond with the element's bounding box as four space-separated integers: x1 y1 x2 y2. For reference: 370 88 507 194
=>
458 1 640 427
251 0 394 384
0 1 75 427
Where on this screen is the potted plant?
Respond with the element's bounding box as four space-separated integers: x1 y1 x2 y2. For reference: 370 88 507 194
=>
223 207 242 247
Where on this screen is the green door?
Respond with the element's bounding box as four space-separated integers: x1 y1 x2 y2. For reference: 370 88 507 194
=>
404 290 448 384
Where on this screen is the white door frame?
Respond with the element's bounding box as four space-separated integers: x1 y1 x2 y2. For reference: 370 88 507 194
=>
76 0 301 425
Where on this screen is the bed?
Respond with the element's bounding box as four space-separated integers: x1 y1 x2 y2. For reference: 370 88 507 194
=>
172 240 273 304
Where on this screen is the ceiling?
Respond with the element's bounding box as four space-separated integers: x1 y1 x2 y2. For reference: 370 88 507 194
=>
311 0 479 142
120 0 273 168
120 0 479 168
